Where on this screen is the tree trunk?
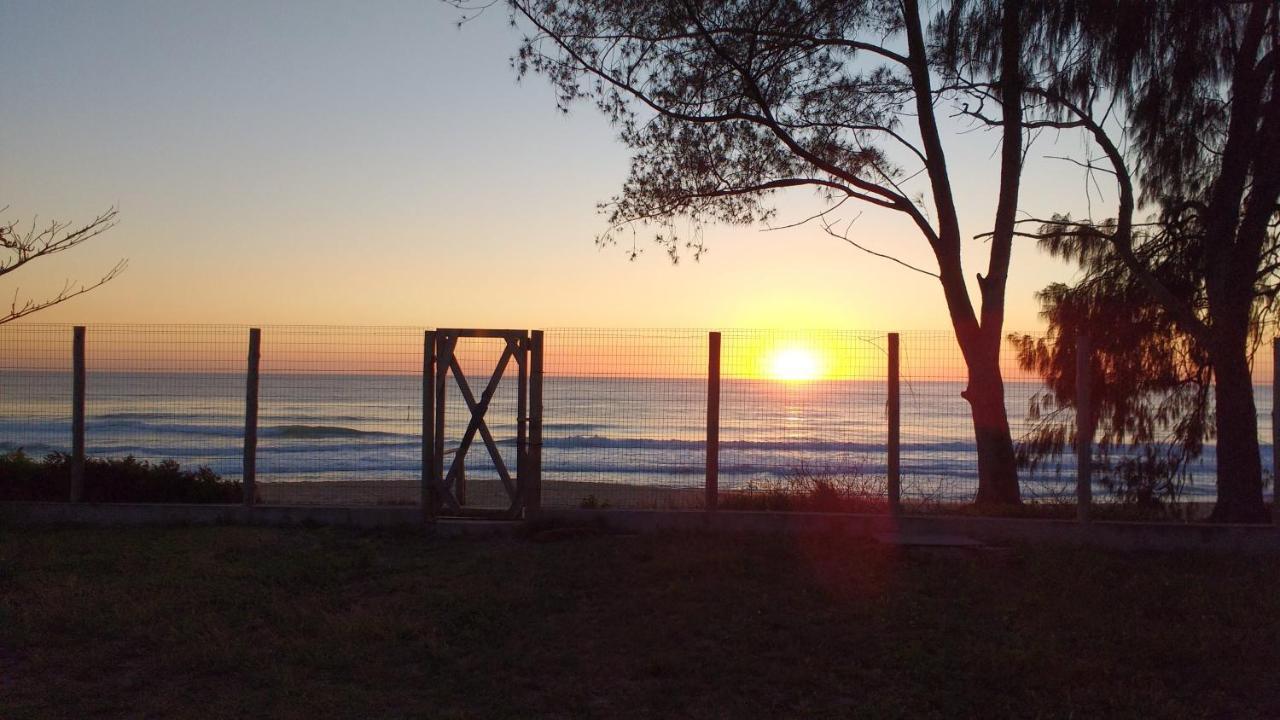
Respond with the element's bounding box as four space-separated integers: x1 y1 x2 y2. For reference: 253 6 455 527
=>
962 348 1021 506
905 0 1021 506
1208 341 1268 523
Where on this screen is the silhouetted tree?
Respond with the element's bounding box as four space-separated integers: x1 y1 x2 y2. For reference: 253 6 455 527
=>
0 208 125 324
457 0 1044 505
943 0 1279 522
1007 206 1261 508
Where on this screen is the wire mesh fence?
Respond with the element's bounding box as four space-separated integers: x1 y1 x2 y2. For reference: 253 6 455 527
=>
0 324 72 459
540 329 707 509
256 326 422 506
1257 346 1276 512
85 325 246 481
897 331 1081 507
717 329 889 511
0 323 1275 517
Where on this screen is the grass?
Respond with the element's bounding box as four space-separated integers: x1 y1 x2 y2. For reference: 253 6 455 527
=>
1 526 1278 719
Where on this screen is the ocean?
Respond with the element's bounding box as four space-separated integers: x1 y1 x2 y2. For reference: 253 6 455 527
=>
0 370 1272 503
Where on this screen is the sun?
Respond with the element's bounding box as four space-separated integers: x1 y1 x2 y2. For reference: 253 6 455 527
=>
766 346 823 382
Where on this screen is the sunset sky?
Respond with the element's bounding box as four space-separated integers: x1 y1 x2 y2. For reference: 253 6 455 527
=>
3 0 1101 333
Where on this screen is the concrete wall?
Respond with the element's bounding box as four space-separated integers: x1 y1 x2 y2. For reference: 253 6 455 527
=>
533 508 1280 554
3 502 1278 553
0 502 515 538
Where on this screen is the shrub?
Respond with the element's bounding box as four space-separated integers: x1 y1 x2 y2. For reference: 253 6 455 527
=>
721 461 888 513
578 494 611 509
0 449 247 503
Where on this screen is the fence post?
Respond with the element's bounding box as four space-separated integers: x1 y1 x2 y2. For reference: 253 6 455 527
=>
70 326 85 503
706 332 721 511
422 330 436 523
1076 333 1093 522
528 330 544 514
888 332 901 515
432 332 452 518
1273 339 1279 527
456 456 467 506
243 328 261 507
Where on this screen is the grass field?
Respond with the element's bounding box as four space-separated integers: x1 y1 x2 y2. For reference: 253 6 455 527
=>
1 525 1278 719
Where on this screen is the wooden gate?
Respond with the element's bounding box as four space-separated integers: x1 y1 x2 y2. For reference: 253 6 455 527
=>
423 329 543 519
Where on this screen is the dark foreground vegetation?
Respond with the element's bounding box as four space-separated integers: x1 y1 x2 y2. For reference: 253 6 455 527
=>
0 450 244 503
711 464 1255 523
2 526 1277 719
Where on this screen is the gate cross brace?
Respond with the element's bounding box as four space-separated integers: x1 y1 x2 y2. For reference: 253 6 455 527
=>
439 338 521 508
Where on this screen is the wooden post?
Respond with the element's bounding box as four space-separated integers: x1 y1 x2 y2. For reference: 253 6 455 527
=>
1076 333 1093 522
706 332 721 511
1273 339 1279 527
456 455 467 506
243 328 261 507
432 333 452 516
515 333 529 514
70 326 85 503
422 330 436 522
887 332 901 515
527 330 544 513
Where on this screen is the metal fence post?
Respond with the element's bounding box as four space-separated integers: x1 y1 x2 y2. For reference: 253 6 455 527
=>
70 326 85 503
1273 339 1279 527
422 330 436 523
888 332 901 515
706 332 721 511
243 328 261 507
1076 333 1093 522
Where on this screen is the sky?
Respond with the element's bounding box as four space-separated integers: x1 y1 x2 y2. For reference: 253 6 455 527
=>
1 0 1105 333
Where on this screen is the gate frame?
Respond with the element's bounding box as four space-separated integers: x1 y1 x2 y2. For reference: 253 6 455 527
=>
422 329 543 520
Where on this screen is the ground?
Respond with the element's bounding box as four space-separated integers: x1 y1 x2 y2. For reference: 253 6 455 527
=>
1 526 1278 719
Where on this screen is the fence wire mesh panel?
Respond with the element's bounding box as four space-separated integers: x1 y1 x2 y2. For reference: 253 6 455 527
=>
898 332 975 505
1259 346 1276 513
0 324 73 465
4 323 1278 515
82 326 248 500
540 330 707 509
257 326 423 506
897 331 1076 507
718 330 888 512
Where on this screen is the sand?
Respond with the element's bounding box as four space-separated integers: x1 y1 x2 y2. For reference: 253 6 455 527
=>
257 478 704 509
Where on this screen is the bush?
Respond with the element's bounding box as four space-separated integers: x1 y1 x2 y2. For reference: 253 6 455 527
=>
0 449 247 503
1096 446 1187 508
721 461 889 513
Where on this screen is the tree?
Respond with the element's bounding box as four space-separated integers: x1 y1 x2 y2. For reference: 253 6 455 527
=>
0 208 125 324
460 0 1036 504
946 0 1279 521
1008 204 1264 509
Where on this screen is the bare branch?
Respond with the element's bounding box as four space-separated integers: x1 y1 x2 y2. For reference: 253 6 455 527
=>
0 208 125 325
819 215 939 279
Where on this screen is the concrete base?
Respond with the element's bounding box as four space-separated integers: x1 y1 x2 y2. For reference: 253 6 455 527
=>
532 508 1280 554
0 502 517 538
3 503 1278 553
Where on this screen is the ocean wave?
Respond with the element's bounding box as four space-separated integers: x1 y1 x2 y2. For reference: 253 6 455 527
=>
540 435 979 454
263 425 400 440
69 419 413 442
542 422 609 432
95 411 238 421
0 441 66 456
